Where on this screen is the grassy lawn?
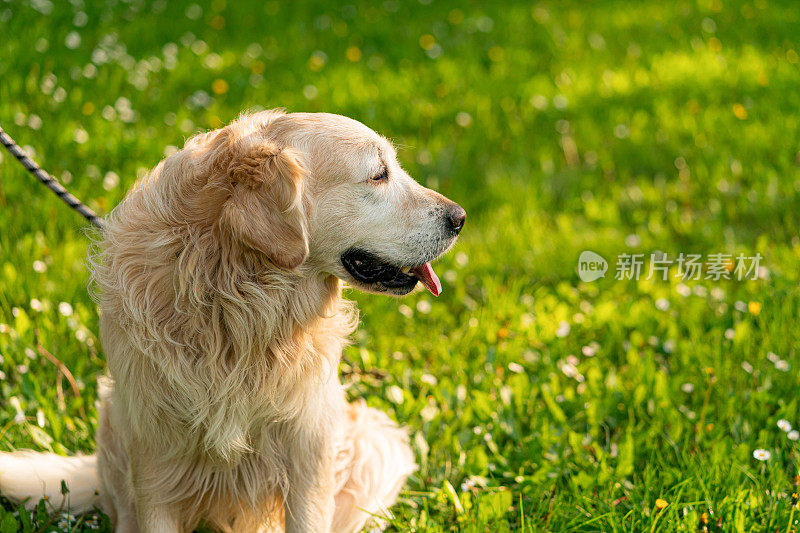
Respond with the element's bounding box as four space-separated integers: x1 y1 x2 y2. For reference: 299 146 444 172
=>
2 0 800 530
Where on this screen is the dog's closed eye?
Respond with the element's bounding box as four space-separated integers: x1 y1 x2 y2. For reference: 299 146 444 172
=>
370 166 388 183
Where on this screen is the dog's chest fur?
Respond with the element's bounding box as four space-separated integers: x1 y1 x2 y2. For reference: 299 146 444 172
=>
99 285 353 512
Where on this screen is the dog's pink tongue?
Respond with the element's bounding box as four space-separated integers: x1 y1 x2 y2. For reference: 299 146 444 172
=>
411 263 442 297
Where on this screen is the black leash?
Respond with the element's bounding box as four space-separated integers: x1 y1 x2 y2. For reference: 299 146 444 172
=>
0 124 105 230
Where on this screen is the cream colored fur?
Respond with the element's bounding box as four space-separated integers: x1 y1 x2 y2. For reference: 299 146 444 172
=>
0 110 462 532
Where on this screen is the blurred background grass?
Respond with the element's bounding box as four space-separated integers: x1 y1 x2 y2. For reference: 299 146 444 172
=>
2 0 800 530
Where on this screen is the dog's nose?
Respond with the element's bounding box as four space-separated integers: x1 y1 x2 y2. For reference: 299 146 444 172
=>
445 204 466 235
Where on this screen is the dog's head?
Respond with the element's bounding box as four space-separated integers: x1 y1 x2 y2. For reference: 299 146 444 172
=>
208 110 465 296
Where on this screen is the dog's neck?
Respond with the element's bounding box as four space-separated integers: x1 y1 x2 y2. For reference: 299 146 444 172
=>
263 271 354 367
97 218 355 373
179 244 354 372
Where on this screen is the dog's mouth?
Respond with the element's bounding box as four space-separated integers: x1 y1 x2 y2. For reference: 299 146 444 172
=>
341 249 442 296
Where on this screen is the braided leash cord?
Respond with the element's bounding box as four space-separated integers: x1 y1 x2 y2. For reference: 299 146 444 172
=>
0 124 105 230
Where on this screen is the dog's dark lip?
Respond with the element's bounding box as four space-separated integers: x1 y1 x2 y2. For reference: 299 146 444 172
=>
341 249 419 291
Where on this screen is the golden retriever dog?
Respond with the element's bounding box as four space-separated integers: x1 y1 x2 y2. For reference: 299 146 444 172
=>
0 110 465 532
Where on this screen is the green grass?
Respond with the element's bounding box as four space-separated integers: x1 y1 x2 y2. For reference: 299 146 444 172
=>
2 0 800 530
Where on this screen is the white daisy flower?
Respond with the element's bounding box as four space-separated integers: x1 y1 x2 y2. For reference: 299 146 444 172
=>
560 362 578 378
420 373 437 385
386 385 404 404
753 448 771 461
555 321 570 338
789 431 799 441
778 419 792 432
57 513 76 529
581 343 598 357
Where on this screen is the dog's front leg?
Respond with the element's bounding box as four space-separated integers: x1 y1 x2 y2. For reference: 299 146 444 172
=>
281 419 338 533
129 453 183 533
135 502 182 533
283 439 336 532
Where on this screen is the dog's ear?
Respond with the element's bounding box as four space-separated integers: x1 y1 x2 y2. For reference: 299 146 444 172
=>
219 143 309 269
